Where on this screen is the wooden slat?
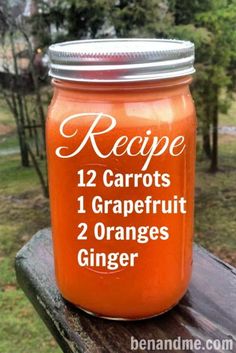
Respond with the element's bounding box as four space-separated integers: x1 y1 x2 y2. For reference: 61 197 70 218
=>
15 229 236 353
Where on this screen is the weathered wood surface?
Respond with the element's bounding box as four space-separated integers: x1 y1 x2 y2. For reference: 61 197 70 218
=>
15 229 236 353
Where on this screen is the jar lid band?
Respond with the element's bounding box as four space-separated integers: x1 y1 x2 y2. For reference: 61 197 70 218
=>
48 38 195 83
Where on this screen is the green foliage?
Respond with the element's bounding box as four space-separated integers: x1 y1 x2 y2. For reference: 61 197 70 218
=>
33 0 236 110
167 0 236 171
109 0 172 37
171 0 236 116
173 0 214 25
31 0 110 45
196 2 236 89
56 0 109 39
33 0 174 42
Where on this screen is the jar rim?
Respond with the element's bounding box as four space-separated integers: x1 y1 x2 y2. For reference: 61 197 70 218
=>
48 38 195 83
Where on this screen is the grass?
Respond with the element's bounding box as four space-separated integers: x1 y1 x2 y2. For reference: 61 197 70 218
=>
0 134 19 151
193 97 236 265
0 157 61 353
219 96 236 126
0 93 235 352
195 136 236 264
0 96 60 353
0 155 60 353
0 96 18 152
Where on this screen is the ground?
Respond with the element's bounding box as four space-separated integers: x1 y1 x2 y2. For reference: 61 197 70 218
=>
0 95 235 353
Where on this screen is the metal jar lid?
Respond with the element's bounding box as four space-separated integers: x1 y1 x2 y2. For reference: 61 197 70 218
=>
48 38 195 83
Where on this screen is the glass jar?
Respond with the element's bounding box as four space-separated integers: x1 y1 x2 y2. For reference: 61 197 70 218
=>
47 39 196 320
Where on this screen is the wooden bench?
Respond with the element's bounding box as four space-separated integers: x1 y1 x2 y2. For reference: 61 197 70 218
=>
15 229 236 353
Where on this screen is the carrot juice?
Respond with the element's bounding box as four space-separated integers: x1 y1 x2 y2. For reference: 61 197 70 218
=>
47 39 196 319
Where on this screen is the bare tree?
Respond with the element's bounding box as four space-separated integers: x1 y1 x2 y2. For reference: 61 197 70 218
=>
0 3 48 197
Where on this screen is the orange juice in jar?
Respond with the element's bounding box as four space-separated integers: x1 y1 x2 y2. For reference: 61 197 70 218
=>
47 39 196 320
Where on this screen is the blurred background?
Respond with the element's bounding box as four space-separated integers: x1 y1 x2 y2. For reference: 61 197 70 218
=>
0 1 235 352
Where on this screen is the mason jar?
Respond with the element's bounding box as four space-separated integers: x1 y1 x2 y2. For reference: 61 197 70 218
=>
47 39 196 320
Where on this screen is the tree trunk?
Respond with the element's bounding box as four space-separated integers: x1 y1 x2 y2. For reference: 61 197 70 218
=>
202 96 212 159
23 95 33 138
210 88 218 173
203 127 212 159
10 32 29 167
27 143 49 198
23 33 46 152
18 124 30 167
